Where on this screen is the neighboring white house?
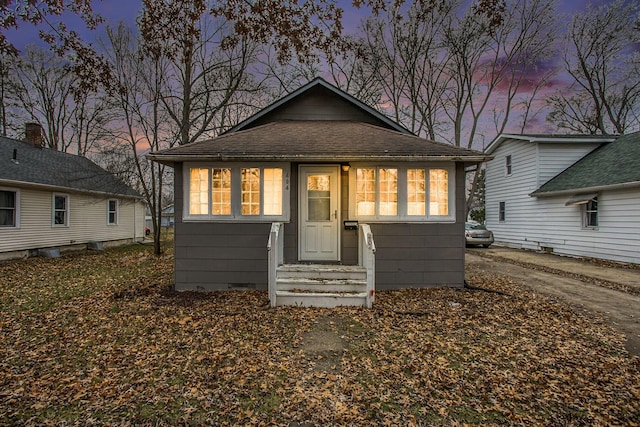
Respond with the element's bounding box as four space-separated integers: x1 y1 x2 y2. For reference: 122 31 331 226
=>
485 132 640 264
0 131 146 260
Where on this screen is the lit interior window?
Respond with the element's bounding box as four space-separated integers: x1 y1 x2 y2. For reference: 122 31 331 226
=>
189 168 209 215
356 168 376 216
407 169 426 215
211 168 231 215
241 168 260 215
264 168 283 216
429 169 448 216
379 168 397 216
307 174 331 221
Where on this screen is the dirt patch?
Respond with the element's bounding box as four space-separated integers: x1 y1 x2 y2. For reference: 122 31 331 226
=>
466 250 640 356
299 316 348 374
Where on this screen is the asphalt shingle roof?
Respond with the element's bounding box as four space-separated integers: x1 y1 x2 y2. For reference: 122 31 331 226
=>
0 136 141 198
532 131 640 195
149 121 486 163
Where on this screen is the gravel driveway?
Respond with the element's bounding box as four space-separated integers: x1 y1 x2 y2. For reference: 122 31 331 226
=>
466 247 640 356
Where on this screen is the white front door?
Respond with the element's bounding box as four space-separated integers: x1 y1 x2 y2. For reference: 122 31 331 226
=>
299 165 340 261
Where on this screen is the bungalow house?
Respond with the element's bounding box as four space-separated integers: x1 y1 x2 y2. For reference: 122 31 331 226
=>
148 78 488 307
0 128 146 261
485 132 640 264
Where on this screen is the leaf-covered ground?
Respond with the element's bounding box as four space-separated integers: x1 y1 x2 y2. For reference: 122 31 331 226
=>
1 244 639 426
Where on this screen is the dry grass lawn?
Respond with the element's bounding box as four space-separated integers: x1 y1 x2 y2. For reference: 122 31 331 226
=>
0 242 639 426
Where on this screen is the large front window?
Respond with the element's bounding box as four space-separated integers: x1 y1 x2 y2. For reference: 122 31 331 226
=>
185 164 289 221
351 165 454 221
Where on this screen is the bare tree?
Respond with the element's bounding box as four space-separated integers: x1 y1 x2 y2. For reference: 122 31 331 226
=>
547 0 640 134
99 23 175 255
0 54 20 137
7 45 113 154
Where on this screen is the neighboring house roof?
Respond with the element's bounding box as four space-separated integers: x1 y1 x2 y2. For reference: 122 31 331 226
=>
0 136 141 198
531 131 640 197
485 133 616 155
224 77 411 135
148 120 487 164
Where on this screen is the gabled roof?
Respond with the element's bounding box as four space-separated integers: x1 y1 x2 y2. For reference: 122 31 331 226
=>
148 121 487 164
0 136 141 198
485 133 616 155
531 131 640 197
224 77 411 135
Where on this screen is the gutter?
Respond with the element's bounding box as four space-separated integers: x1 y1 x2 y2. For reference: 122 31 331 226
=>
530 180 640 197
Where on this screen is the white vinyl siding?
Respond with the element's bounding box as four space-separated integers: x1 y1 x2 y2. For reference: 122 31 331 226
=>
486 138 640 264
0 188 145 254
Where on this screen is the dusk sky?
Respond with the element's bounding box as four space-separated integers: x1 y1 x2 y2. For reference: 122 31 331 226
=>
3 0 632 145
6 0 616 52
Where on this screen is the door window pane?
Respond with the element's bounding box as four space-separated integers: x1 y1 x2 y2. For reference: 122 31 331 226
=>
379 168 397 216
212 168 231 215
189 168 209 215
242 168 260 215
264 168 283 216
429 169 448 216
307 174 331 221
356 168 376 216
407 169 426 215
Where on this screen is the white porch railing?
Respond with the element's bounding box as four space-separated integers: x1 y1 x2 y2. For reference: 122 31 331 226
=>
358 224 376 308
267 222 284 307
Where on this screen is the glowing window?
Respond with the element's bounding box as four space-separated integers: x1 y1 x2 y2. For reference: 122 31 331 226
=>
379 168 397 216
189 168 209 215
356 168 376 216
264 168 283 216
407 169 426 216
241 168 261 215
429 169 448 216
212 168 231 215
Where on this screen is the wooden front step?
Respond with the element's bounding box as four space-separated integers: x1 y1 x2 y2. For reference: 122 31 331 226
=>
275 264 368 307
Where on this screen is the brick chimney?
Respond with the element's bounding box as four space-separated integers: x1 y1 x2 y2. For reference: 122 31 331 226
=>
24 122 43 148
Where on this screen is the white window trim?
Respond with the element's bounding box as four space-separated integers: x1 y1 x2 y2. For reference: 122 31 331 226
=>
348 163 456 223
52 193 70 227
582 197 599 229
0 187 20 229
183 162 291 222
107 199 119 225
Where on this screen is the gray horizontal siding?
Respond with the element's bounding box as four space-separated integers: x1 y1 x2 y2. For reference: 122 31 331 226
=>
174 222 271 291
369 223 465 289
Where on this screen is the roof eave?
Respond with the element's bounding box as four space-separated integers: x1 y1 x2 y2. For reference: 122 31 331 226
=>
530 180 640 197
147 154 491 164
485 133 616 155
0 178 144 200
